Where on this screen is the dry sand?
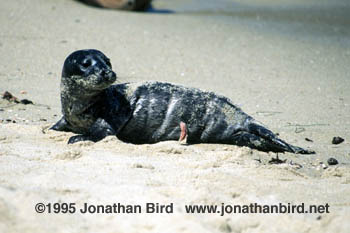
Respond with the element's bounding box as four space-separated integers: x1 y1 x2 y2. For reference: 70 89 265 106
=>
1 0 350 232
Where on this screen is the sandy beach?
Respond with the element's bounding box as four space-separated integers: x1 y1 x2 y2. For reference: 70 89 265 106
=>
1 0 350 232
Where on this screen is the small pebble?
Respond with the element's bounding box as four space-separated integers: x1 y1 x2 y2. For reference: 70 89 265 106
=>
332 137 344 145
327 158 338 166
305 138 313 142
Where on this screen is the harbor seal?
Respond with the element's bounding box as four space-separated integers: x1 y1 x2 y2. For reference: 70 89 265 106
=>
51 49 314 154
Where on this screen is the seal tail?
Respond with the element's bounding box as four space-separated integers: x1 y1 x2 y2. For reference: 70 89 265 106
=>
245 122 315 154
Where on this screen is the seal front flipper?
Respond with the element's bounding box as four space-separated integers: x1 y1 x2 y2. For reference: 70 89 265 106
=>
68 118 116 144
50 117 70 132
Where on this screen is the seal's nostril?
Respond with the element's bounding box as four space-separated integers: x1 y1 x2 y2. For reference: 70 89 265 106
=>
105 69 113 77
101 69 114 79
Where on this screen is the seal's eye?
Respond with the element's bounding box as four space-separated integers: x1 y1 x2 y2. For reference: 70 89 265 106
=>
81 59 92 68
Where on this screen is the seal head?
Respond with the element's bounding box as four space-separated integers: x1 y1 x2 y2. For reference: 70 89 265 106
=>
52 49 117 134
62 49 116 93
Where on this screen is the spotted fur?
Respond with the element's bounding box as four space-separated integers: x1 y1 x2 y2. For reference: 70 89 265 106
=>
51 49 314 154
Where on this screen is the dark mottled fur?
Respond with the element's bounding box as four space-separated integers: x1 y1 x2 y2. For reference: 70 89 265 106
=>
51 49 314 154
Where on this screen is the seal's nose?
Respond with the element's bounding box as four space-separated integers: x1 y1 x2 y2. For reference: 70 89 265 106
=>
103 69 117 82
101 69 109 77
94 66 113 77
102 69 113 78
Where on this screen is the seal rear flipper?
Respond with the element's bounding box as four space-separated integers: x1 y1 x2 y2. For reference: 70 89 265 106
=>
50 117 71 132
231 131 291 153
246 122 315 154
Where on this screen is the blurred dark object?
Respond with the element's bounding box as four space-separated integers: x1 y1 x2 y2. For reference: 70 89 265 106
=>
2 91 33 105
3 91 20 103
305 137 313 142
332 136 344 145
327 158 338 166
268 155 286 165
20 99 34 105
78 0 152 11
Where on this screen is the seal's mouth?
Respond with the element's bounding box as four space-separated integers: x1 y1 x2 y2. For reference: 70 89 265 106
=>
69 70 117 92
93 69 117 89
104 70 117 83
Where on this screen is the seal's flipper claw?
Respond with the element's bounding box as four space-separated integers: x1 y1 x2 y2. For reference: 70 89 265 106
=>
50 117 70 132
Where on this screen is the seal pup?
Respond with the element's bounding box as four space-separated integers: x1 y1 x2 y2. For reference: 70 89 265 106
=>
51 49 314 154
